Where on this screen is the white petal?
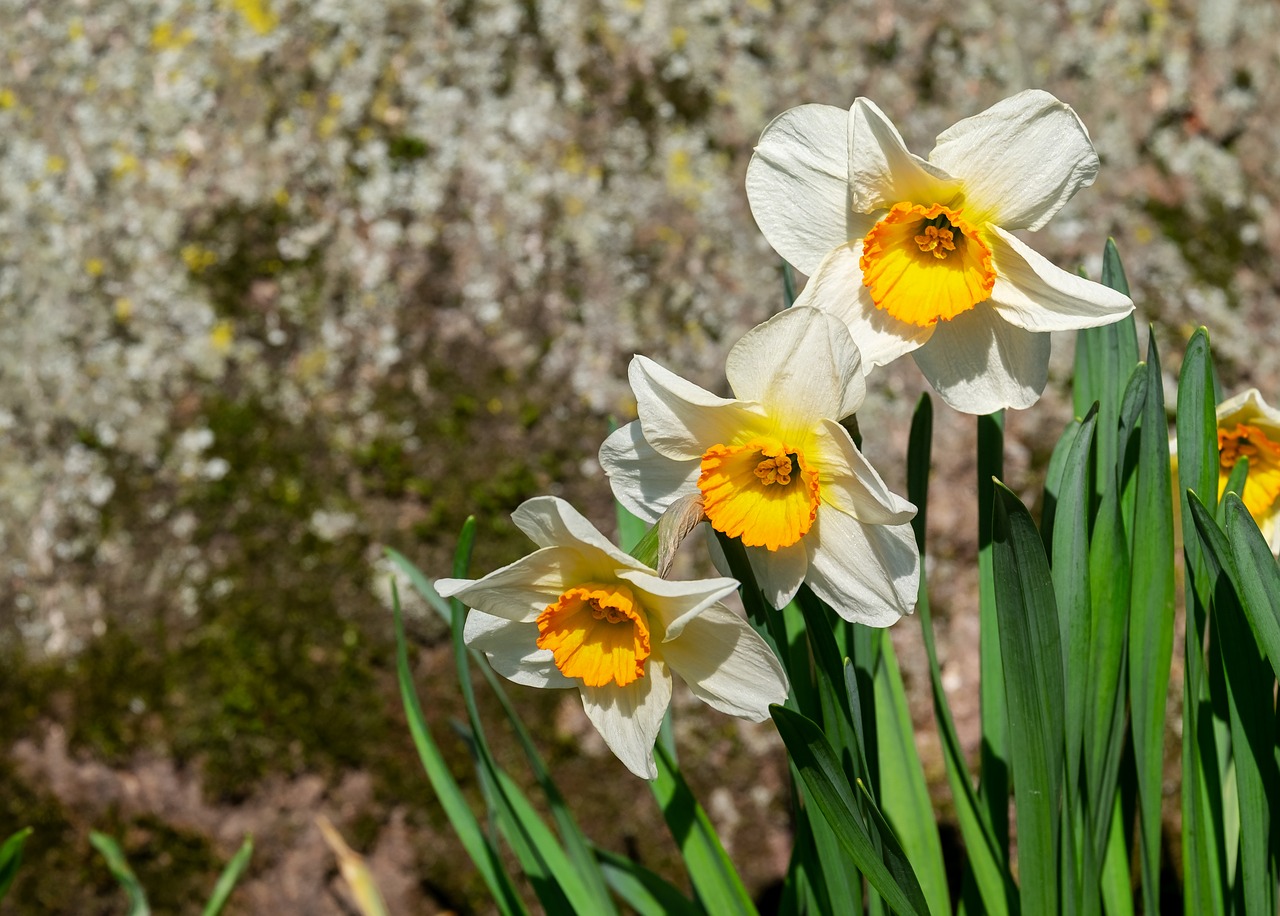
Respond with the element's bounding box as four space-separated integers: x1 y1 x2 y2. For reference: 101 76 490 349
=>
746 103 857 275
580 660 673 780
435 545 590 622
599 422 700 524
510 496 639 573
1218 388 1280 439
810 420 916 525
661 604 788 720
929 90 1098 231
726 307 865 428
805 511 918 625
463 610 576 688
746 540 808 610
848 98 962 213
793 243 935 370
630 356 767 461
614 567 739 639
988 227 1134 331
911 306 1051 413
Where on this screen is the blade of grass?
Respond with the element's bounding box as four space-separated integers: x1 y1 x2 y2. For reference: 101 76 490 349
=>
201 835 253 916
771 705 929 916
908 395 1014 916
652 740 758 916
0 828 32 903
89 832 150 916
990 482 1065 916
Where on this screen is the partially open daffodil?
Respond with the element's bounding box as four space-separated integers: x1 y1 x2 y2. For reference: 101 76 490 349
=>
1210 389 1280 553
745 89 1134 414
436 496 788 779
599 307 919 623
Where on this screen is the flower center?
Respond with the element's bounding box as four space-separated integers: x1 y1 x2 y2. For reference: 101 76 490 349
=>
1218 423 1280 521
698 436 820 551
536 583 651 688
859 202 996 327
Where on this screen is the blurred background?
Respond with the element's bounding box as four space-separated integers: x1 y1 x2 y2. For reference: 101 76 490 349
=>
2 0 1279 910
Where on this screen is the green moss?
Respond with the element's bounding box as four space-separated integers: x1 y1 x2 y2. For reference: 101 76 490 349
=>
1143 197 1263 295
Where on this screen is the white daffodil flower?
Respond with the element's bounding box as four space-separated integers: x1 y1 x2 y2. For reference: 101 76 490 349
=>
745 89 1134 414
435 496 788 780
599 306 919 623
1172 389 1280 554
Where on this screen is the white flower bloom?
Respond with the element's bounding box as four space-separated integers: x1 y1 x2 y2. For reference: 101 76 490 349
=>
599 307 919 623
435 496 788 779
745 89 1134 414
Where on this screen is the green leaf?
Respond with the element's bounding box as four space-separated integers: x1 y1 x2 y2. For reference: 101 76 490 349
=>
90 832 151 916
391 586 528 916
1127 332 1175 915
1052 404 1097 794
201 835 253 916
442 520 615 916
0 827 32 903
907 395 1013 916
385 546 452 621
1073 239 1139 496
1188 494 1279 916
593 846 700 916
771 705 929 916
1224 495 1280 682
390 543 614 911
1176 328 1226 915
990 482 1065 916
977 412 1010 855
652 740 757 916
874 634 952 916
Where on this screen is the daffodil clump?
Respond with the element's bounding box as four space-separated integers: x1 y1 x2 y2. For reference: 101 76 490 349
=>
398 86 1280 916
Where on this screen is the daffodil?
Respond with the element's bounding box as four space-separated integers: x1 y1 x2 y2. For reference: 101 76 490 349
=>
599 306 919 622
435 496 788 779
745 89 1134 414
1209 389 1280 552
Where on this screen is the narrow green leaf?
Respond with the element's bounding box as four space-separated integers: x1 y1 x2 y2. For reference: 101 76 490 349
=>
389 545 614 909
771 705 929 916
977 412 1010 855
1189 495 1279 916
385 546 452 620
1052 404 1097 794
442 521 615 916
391 587 528 916
874 634 952 916
990 482 1065 916
652 740 757 916
0 828 32 903
201 835 253 916
90 832 151 916
593 846 700 916
1176 328 1226 915
908 395 1013 916
1126 331 1175 914
1041 418 1082 556
1224 495 1280 682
